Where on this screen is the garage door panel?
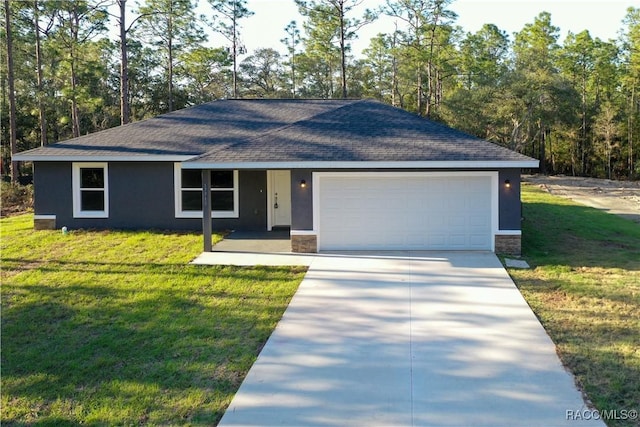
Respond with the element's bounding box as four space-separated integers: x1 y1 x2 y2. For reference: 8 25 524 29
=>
428 233 447 247
469 234 489 246
469 214 490 227
406 233 426 246
449 233 467 246
448 214 466 227
318 174 493 251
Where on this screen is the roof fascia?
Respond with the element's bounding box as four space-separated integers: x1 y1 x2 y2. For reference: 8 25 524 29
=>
181 160 540 169
12 154 197 162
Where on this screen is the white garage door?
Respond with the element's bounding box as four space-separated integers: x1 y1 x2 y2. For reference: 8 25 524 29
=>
317 173 494 251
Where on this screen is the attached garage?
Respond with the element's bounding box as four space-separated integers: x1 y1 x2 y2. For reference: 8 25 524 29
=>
314 172 497 251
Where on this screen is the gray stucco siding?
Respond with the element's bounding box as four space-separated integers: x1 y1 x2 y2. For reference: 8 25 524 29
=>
108 162 177 229
34 162 190 230
32 162 266 231
291 169 313 230
498 168 522 230
34 162 73 222
33 162 522 233
213 170 267 231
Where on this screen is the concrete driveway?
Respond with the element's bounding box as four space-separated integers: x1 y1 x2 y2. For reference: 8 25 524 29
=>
219 252 603 427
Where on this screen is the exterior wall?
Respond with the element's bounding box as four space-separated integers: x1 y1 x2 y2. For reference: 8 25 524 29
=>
290 168 524 230
34 162 74 226
109 162 178 229
498 168 522 230
225 170 267 231
291 169 313 230
33 163 523 251
32 162 266 231
289 168 524 253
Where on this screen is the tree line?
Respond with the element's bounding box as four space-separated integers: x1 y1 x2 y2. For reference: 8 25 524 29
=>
2 0 640 181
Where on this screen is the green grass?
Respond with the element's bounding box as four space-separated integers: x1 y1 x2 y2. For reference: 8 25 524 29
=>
4 190 639 425
1 215 306 425
509 184 640 427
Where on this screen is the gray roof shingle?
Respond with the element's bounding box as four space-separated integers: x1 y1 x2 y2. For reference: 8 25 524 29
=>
14 99 537 167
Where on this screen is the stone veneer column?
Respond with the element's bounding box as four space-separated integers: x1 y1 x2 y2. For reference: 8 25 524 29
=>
495 234 521 255
34 215 56 230
291 234 317 253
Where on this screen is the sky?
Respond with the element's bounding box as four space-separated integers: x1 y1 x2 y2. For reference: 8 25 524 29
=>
225 0 635 57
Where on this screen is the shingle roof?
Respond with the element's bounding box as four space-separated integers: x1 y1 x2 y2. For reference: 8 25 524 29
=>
14 99 537 167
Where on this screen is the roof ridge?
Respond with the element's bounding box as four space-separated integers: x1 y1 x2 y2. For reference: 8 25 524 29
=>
190 99 362 161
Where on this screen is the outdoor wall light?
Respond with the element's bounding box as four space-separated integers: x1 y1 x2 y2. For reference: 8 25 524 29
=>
300 179 307 188
504 179 511 188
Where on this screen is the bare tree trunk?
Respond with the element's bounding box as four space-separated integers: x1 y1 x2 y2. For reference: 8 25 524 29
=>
539 126 547 174
549 129 555 173
291 51 296 98
167 3 174 111
117 0 130 124
630 86 636 179
424 9 440 119
4 0 18 182
571 139 577 176
34 0 47 145
70 7 81 137
327 57 334 98
391 26 399 107
607 138 612 180
232 15 238 98
288 30 296 98
70 62 80 137
510 120 521 152
338 1 347 98
425 63 432 118
417 70 423 116
412 13 422 115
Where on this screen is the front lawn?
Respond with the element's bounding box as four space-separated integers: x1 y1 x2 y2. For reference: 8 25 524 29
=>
1 215 305 425
4 188 639 426
509 184 640 427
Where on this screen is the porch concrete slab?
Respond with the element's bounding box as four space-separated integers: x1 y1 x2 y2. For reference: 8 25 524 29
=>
191 230 306 266
191 251 315 267
219 252 603 427
212 230 292 253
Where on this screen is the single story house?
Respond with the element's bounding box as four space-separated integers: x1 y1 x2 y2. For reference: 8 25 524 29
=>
13 99 538 254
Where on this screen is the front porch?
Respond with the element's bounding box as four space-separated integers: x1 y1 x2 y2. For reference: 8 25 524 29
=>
211 229 291 253
199 168 313 253
192 229 316 266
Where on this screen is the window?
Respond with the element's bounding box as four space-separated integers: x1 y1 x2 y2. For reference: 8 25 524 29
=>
174 164 239 218
72 163 109 218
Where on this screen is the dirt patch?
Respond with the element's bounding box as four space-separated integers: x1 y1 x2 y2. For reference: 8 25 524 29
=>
523 175 640 224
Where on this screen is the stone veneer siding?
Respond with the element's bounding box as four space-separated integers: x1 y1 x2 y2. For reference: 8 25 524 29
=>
293 234 521 254
291 234 317 253
495 235 521 255
34 217 56 230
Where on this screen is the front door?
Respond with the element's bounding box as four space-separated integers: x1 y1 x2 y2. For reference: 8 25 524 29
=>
268 170 291 230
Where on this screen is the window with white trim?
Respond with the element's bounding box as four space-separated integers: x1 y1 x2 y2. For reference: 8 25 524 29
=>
72 163 109 218
174 164 239 218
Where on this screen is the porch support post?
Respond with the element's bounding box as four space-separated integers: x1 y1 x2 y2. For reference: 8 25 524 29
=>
202 169 212 252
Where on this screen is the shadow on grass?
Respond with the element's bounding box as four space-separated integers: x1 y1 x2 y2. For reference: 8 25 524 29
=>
517 276 640 426
2 261 302 425
2 257 306 277
515 189 640 426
